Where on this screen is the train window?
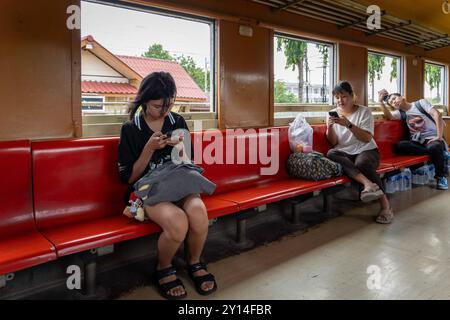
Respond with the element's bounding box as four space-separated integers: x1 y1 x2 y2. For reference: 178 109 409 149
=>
80 0 216 136
367 52 403 105
424 62 447 107
274 34 335 120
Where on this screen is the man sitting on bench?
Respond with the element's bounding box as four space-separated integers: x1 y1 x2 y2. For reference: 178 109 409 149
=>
378 89 448 190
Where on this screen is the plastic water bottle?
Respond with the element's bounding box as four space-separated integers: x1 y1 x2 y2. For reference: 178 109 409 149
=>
403 168 412 191
412 168 419 185
444 151 450 175
413 166 426 185
446 150 450 172
394 173 402 192
397 172 405 191
385 176 396 194
419 166 428 186
423 164 429 184
427 164 435 184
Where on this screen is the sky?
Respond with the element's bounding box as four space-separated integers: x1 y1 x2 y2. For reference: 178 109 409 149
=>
81 1 211 68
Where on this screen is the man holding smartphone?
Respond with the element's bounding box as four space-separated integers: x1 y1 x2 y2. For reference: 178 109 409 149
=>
378 89 448 190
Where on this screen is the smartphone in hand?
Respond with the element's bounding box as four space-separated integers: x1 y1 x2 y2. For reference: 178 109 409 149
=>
328 111 339 118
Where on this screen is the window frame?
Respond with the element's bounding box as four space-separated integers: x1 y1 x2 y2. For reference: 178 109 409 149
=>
367 50 404 106
273 32 336 108
423 60 448 107
81 0 217 116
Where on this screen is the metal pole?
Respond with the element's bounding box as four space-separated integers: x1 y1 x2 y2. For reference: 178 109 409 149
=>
84 259 97 297
237 219 247 244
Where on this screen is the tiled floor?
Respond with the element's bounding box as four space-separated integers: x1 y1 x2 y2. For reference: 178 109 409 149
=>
119 185 450 300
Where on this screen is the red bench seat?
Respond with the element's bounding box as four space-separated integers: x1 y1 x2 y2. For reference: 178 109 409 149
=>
197 127 340 210
0 232 58 275
0 119 437 276
39 216 162 257
33 197 236 257
0 140 56 275
202 196 240 219
28 120 432 259
31 138 239 257
215 178 337 211
380 155 430 169
375 120 430 169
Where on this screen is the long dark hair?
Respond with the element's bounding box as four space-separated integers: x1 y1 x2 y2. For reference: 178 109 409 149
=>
128 72 177 120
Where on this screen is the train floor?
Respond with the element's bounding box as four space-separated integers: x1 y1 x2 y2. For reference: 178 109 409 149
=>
119 185 450 300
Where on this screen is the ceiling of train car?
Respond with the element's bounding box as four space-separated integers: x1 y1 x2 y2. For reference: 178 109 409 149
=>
251 0 450 51
352 0 450 35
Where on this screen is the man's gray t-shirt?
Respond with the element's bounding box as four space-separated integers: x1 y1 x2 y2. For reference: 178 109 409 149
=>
392 99 437 140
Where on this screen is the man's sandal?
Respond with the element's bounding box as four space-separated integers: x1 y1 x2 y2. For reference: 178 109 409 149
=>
360 184 384 203
154 266 187 300
187 262 217 296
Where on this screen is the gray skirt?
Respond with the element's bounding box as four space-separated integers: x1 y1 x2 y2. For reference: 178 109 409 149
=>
133 161 216 206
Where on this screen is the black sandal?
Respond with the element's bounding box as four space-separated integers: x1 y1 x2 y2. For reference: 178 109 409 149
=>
187 262 217 296
154 266 187 300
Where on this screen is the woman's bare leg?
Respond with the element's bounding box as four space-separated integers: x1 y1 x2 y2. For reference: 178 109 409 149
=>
145 202 189 297
182 194 215 292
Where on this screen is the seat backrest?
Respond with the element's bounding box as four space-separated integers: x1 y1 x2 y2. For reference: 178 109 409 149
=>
0 140 35 238
32 138 127 230
194 127 291 194
311 124 332 154
31 121 407 230
374 120 404 158
32 129 292 228
309 121 405 159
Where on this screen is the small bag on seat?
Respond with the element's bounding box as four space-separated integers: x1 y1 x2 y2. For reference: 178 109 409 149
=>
286 151 342 181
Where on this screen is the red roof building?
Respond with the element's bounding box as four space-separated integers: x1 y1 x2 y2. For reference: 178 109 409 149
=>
118 55 207 101
81 35 207 103
81 81 137 95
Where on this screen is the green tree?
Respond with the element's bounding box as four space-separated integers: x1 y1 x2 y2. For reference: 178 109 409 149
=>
277 37 308 103
390 58 398 83
425 64 442 101
316 44 329 103
368 53 385 102
275 80 298 103
141 44 209 93
142 43 174 60
177 55 210 92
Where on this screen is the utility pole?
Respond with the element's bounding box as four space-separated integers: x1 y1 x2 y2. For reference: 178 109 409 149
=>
204 57 208 94
305 53 309 103
322 64 326 103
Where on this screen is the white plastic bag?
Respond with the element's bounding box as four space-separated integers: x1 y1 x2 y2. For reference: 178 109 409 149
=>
288 114 313 153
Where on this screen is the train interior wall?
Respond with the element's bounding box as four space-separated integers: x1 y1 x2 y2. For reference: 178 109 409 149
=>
0 0 450 299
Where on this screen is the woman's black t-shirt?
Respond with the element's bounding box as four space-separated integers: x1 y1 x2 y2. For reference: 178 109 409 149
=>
118 111 190 204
